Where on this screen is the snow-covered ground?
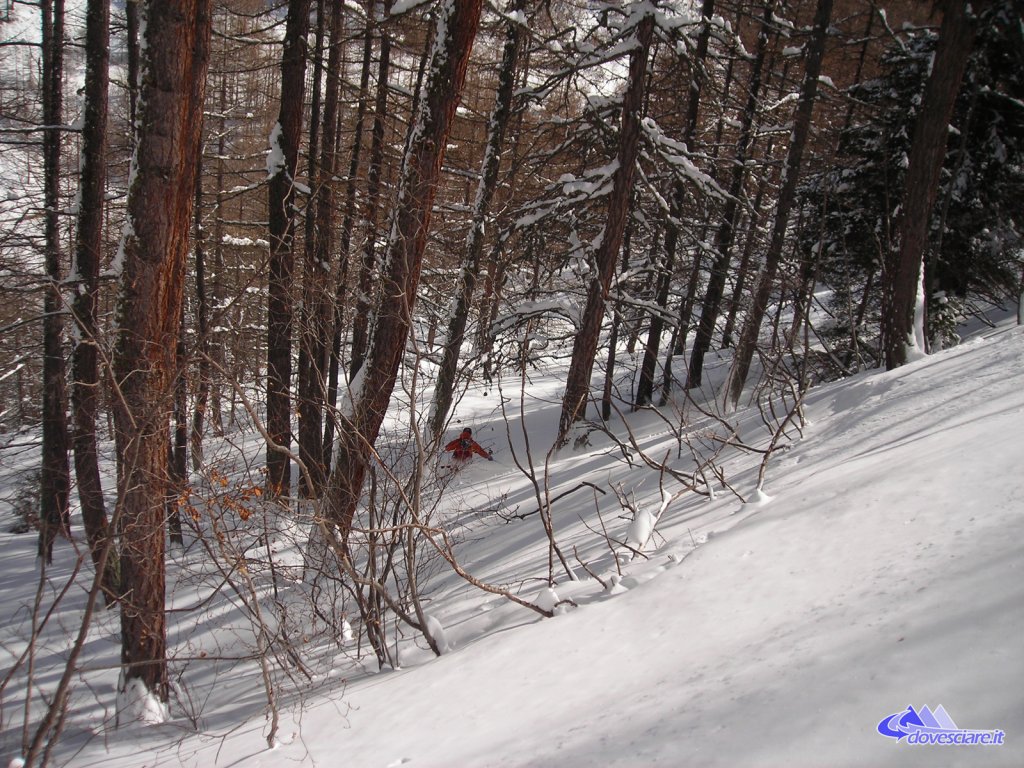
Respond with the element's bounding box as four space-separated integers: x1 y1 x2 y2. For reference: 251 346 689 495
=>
2 321 1022 768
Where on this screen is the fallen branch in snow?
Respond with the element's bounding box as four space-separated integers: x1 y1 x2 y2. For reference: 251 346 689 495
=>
425 527 555 619
499 481 607 521
577 513 649 562
572 545 608 589
592 492 624 577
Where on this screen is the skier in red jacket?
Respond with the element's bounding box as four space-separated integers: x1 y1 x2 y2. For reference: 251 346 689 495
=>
444 427 492 465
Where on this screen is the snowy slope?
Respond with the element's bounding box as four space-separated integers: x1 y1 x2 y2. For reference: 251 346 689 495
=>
293 327 1024 768
3 325 1023 768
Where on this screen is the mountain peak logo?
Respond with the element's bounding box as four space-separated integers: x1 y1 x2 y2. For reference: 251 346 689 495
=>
877 705 1005 746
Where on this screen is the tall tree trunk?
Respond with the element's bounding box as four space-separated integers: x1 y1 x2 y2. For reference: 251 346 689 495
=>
602 216 634 420
298 0 326 455
350 1 391 380
659 246 701 402
664 4 752 397
191 154 210 471
125 0 140 127
70 0 115 599
39 0 71 564
724 0 833 409
721 150 773 350
427 0 527 440
881 0 984 369
111 0 211 713
476 46 530 378
558 14 654 443
265 0 312 496
686 0 773 390
208 72 228 436
326 0 483 545
635 0 715 408
324 6 374 469
168 303 187 548
305 0 326 258
659 26 743 403
298 0 344 498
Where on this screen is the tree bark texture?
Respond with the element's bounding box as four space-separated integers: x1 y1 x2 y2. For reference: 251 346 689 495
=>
298 0 344 498
40 0 71 564
350 8 392 381
191 156 210 471
686 0 772 390
881 0 983 369
724 0 832 409
636 0 714 407
112 0 211 708
602 219 634 420
721 152 773 350
324 10 374 467
327 0 483 544
169 303 187 547
266 0 312 496
558 14 654 442
71 0 116 600
428 0 526 440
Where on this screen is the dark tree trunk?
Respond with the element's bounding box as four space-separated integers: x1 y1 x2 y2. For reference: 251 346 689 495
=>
305 0 326 258
265 0 312 497
39 0 71 564
326 0 483 544
636 212 676 408
207 73 228 436
324 9 374 467
558 15 654 442
721 154 773 350
881 0 984 369
602 217 634 420
660 9 739 392
724 0 833 409
686 0 773 390
428 0 526 440
636 0 715 408
168 305 187 548
112 0 211 711
70 0 115 600
659 240 702 404
298 0 344 498
350 2 392 381
191 155 210 471
125 0 140 127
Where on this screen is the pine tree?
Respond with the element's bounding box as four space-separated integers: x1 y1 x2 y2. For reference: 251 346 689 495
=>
112 0 212 714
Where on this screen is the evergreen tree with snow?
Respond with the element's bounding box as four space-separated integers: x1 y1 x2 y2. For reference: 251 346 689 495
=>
805 0 1022 370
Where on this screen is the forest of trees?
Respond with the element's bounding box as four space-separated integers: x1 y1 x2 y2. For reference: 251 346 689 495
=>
0 0 1021 755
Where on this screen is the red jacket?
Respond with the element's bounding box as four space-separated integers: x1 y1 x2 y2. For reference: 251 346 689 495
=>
444 432 491 462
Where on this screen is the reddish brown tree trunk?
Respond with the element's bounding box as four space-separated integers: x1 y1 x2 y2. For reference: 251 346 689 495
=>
112 0 211 709
558 14 654 442
428 0 527 440
327 0 483 543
